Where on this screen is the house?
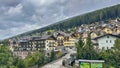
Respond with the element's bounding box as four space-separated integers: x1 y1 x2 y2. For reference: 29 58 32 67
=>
18 39 32 51
103 27 113 34
29 36 45 51
73 32 81 39
29 35 57 51
12 39 35 59
93 34 120 49
90 32 98 39
9 39 18 52
13 35 57 58
64 33 76 47
55 32 65 46
38 35 57 57
40 35 57 51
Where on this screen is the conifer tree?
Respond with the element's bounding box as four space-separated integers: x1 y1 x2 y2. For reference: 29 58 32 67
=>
76 36 84 59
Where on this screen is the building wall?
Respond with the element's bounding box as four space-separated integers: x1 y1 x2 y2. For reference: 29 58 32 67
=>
13 51 35 59
96 35 117 49
64 37 76 47
56 35 64 46
57 36 64 40
45 40 56 51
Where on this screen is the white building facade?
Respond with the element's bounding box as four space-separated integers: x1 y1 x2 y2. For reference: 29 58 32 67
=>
94 34 120 49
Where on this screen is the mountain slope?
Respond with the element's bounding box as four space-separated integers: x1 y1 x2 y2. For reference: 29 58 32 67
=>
11 4 120 39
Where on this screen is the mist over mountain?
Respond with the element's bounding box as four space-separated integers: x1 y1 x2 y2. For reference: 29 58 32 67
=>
0 0 120 40
9 4 120 39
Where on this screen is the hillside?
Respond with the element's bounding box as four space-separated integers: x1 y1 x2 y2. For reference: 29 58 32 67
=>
11 4 120 39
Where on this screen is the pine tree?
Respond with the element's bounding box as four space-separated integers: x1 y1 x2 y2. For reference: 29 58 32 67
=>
83 34 98 60
113 38 120 67
76 36 84 59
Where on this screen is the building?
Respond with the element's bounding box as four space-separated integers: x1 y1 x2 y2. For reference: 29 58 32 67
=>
64 33 77 47
40 35 57 51
90 32 98 39
13 35 57 58
93 34 120 49
103 27 113 34
13 49 35 59
9 39 18 52
56 32 65 46
73 32 81 39
29 36 46 51
116 27 120 34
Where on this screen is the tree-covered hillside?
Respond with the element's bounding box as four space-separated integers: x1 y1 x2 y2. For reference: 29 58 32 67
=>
12 4 120 38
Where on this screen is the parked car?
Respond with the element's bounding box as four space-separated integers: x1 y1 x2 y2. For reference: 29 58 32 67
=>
67 58 75 66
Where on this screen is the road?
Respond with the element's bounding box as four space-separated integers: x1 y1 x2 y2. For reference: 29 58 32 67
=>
41 48 76 68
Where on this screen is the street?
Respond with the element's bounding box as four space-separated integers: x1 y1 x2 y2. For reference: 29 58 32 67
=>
41 48 76 68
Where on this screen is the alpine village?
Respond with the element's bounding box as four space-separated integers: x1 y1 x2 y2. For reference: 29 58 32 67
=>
0 4 120 68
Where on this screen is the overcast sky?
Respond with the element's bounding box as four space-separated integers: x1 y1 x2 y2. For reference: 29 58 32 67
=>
0 0 120 40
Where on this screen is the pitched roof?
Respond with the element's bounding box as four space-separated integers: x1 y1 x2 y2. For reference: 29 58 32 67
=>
93 34 120 40
30 36 41 40
18 39 29 43
40 35 56 40
40 35 52 40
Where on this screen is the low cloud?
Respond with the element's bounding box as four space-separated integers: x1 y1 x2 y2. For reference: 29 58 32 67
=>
0 0 120 40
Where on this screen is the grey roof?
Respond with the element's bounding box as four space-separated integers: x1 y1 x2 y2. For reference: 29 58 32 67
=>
53 31 68 37
40 35 52 40
30 36 41 40
18 39 29 43
18 34 56 42
93 34 120 40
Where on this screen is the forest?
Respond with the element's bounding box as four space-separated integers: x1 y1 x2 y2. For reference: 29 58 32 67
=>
13 4 120 38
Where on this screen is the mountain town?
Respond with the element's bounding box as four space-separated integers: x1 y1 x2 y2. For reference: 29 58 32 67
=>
0 18 120 68
9 18 120 59
0 1 120 68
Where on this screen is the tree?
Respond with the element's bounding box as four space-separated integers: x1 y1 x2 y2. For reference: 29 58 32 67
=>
0 45 13 66
76 34 99 60
0 45 23 68
16 59 26 68
83 34 98 60
76 36 84 59
25 51 40 67
37 53 45 66
1 39 10 46
112 38 120 68
50 50 56 61
99 38 120 68
114 38 120 50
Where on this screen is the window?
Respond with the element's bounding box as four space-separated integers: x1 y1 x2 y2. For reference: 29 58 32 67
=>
110 40 112 43
107 36 109 38
106 40 108 43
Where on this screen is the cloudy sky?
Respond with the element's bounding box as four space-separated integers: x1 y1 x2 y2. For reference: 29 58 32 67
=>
0 0 120 40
